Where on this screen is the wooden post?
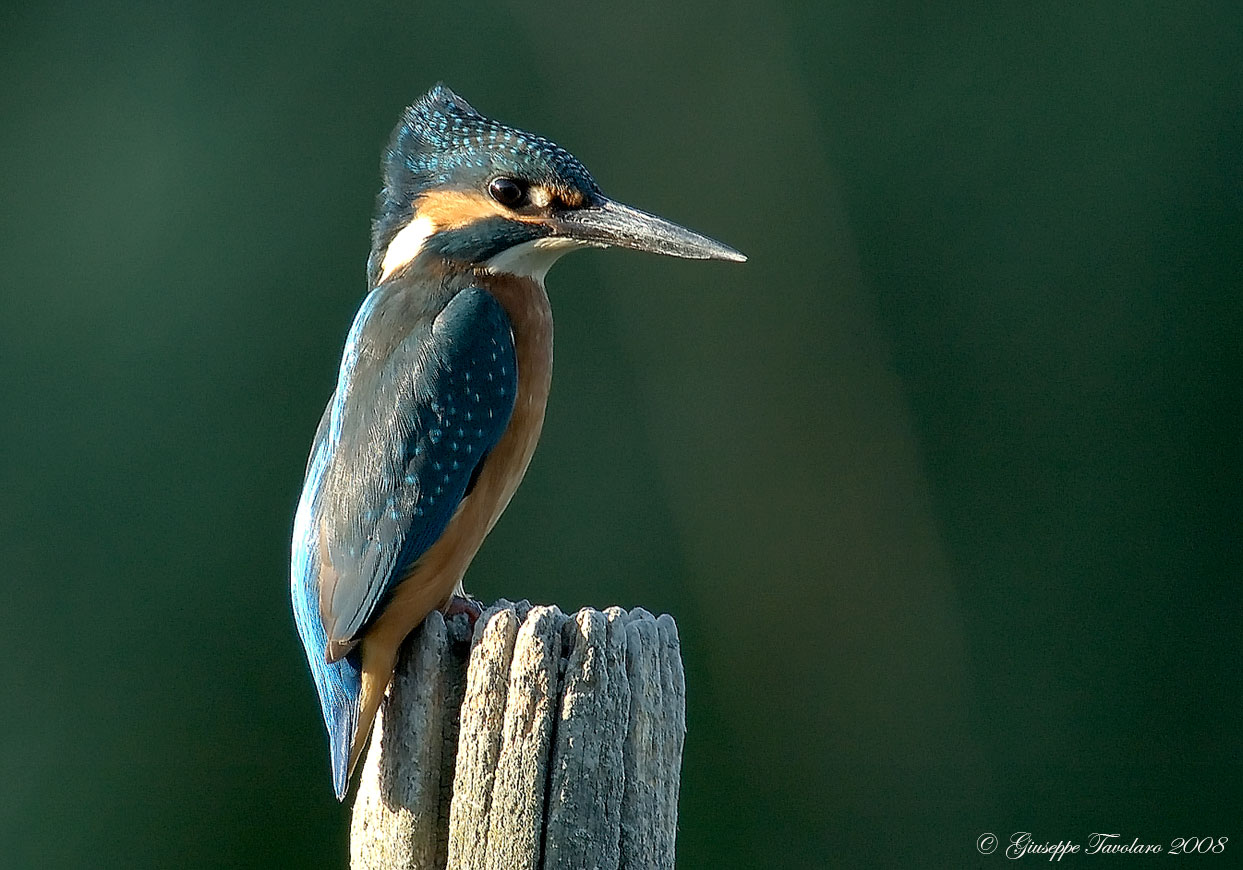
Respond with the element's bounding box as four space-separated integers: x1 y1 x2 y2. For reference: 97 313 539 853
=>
350 601 687 870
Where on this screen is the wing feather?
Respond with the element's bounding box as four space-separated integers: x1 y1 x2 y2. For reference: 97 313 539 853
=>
312 285 518 647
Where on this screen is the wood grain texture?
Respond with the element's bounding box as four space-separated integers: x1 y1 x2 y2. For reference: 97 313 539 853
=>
619 610 685 870
351 602 685 870
351 611 473 870
541 607 629 870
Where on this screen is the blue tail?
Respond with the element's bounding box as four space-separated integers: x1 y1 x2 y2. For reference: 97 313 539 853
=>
292 574 362 800
291 411 362 801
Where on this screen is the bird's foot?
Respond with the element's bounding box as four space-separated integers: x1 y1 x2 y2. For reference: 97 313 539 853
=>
444 593 484 629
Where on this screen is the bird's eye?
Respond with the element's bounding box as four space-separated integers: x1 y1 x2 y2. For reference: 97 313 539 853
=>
488 177 527 208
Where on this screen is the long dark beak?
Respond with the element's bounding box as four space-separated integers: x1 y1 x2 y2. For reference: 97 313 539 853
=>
552 196 746 262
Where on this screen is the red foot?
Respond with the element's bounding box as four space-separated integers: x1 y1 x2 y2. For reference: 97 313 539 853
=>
445 594 484 629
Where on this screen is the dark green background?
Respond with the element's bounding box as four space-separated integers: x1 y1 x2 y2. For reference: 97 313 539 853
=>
2 1 1238 867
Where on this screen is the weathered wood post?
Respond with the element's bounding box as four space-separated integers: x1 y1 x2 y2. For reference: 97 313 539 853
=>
349 601 687 870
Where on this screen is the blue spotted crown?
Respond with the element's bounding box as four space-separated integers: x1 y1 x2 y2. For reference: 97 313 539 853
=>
382 84 599 206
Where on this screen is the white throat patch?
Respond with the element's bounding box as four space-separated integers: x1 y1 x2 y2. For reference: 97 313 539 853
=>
379 214 437 282
484 237 594 283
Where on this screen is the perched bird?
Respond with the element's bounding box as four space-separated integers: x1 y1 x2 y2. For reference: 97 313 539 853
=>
291 84 744 800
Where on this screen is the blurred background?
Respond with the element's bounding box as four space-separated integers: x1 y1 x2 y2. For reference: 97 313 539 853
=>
1 1 1238 867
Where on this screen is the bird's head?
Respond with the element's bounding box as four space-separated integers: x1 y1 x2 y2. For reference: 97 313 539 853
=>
368 84 745 286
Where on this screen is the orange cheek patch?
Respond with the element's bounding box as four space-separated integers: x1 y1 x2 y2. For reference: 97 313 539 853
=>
557 187 586 208
414 189 503 228
414 189 547 228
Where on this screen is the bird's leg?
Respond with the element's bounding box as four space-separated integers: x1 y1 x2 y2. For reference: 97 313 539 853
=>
443 593 484 628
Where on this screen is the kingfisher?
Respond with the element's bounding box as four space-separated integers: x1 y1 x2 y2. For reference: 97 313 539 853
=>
291 84 744 800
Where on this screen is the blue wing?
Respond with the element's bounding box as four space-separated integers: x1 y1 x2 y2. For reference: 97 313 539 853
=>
313 284 517 651
291 284 517 796
290 400 360 799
